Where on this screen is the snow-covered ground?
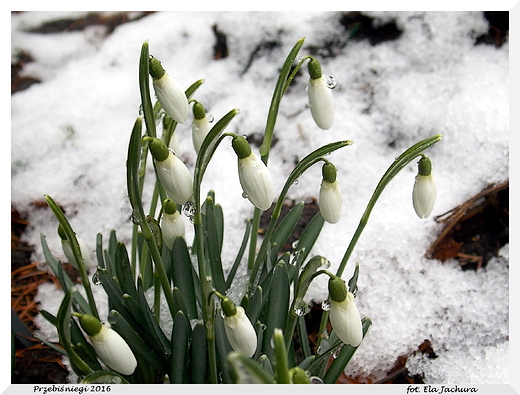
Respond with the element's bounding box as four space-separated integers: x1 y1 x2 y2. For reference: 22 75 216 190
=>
10 9 514 386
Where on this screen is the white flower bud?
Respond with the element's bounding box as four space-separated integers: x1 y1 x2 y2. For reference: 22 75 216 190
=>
329 292 363 347
152 73 189 124
319 179 342 224
223 306 257 358
89 322 137 375
237 152 275 211
192 116 211 154
61 237 92 272
156 150 193 205
307 75 334 130
161 210 185 250
412 156 437 219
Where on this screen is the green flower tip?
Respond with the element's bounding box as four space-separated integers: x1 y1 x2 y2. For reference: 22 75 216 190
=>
322 161 337 183
192 101 206 120
57 225 67 240
307 57 322 80
328 275 347 303
221 297 237 317
162 198 178 214
418 155 432 176
290 367 311 384
145 136 169 161
77 314 102 337
231 135 252 159
149 56 165 80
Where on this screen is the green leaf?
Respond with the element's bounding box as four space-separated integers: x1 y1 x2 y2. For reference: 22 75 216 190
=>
171 237 199 319
202 195 226 294
56 288 94 376
190 322 207 383
213 309 233 384
293 211 325 264
226 352 275 384
170 311 191 383
261 262 290 360
270 201 304 257
80 371 130 384
114 242 138 301
139 41 155 138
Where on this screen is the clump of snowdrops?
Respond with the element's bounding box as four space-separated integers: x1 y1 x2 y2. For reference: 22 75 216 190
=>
38 37 441 384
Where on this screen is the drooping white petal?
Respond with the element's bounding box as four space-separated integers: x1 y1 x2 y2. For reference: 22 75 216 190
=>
412 174 437 219
156 151 193 205
237 153 275 211
161 211 186 250
329 292 363 347
319 180 342 224
61 238 92 272
192 116 212 154
307 75 334 130
224 306 258 358
153 73 189 124
90 323 137 375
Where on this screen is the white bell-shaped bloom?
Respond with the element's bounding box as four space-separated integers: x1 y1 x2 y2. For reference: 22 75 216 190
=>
307 75 334 130
155 150 193 205
413 174 437 219
150 58 189 124
319 180 342 224
77 314 137 376
232 135 275 211
412 156 437 219
89 322 137 376
192 116 211 154
329 292 363 347
223 305 258 358
237 152 275 211
161 205 185 250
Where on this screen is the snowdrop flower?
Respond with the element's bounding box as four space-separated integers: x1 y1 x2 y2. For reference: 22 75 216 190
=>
231 136 275 211
221 297 257 358
145 137 193 205
328 275 363 347
76 313 137 375
160 198 185 250
149 57 189 124
307 58 334 130
412 155 437 219
57 225 92 272
191 101 212 154
319 162 342 224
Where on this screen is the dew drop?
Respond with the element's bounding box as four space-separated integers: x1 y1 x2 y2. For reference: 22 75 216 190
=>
131 211 141 225
242 191 249 199
293 179 299 185
207 114 214 123
183 201 197 218
326 75 337 89
332 344 343 359
291 240 299 249
321 299 331 311
92 270 102 286
310 376 324 384
294 303 310 317
320 257 331 269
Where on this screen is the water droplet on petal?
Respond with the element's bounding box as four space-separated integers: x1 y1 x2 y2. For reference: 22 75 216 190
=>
207 114 214 123
183 201 197 218
321 299 331 311
92 270 102 286
326 75 337 89
242 191 249 199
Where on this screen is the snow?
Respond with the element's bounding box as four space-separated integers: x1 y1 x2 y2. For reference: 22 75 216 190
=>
9 8 515 387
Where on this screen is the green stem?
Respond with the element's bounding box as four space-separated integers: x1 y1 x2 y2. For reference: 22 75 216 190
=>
335 134 442 277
